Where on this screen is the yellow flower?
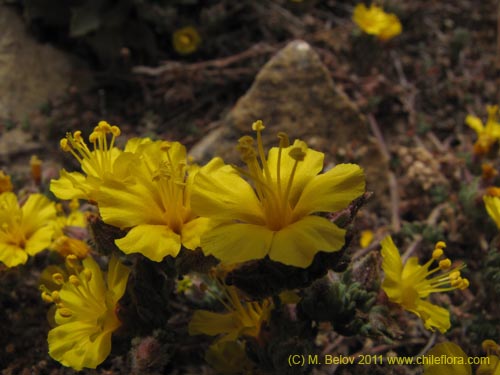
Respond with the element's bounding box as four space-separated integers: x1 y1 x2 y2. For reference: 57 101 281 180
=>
188 280 272 342
466 105 500 156
352 3 402 41
423 342 471 375
0 170 13 193
484 194 500 229
96 140 211 261
50 121 147 201
381 236 469 333
42 255 130 370
0 192 57 267
173 26 201 55
191 121 365 268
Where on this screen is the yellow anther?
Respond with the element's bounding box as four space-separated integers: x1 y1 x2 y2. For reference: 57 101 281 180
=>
238 135 254 146
449 271 461 280
482 340 499 352
252 120 265 132
277 132 290 148
110 125 121 136
434 241 446 250
459 278 469 290
30 155 42 184
65 254 80 270
41 292 53 303
438 258 452 270
0 170 13 193
89 131 99 143
58 308 73 318
69 275 80 286
97 121 111 132
73 131 83 142
451 277 463 287
51 291 61 303
288 147 306 161
432 248 443 259
60 138 71 152
52 273 65 285
486 187 500 197
160 141 171 151
82 269 92 282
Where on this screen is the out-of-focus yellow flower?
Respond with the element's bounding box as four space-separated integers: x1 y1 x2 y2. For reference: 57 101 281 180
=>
423 342 471 375
30 155 42 185
381 236 468 333
173 26 201 55
484 190 500 229
360 229 374 248
189 279 272 343
42 255 130 371
482 163 498 181
0 171 13 193
51 199 90 258
0 192 57 267
96 140 211 261
352 3 402 41
478 340 500 375
191 121 365 268
50 121 148 202
466 105 500 156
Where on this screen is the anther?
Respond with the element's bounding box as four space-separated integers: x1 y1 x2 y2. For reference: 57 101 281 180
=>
435 241 446 250
82 269 92 282
60 138 71 152
252 120 265 132
41 292 53 303
277 132 290 148
438 259 451 270
288 147 306 161
238 135 254 146
459 279 469 290
69 275 80 286
58 308 73 318
51 291 61 303
432 249 444 259
52 273 65 285
110 125 120 136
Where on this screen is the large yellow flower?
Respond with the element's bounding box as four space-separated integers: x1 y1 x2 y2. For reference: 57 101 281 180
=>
352 3 402 41
381 236 469 333
95 140 211 261
484 193 500 230
43 255 130 370
50 121 148 201
191 121 365 268
466 105 500 156
0 192 57 267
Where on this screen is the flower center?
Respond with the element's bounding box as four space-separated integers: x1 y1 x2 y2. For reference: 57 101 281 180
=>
60 121 121 179
235 121 305 231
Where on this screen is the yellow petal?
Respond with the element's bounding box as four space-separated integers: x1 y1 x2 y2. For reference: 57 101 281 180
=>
423 342 471 375
465 115 485 135
269 216 345 268
188 310 237 337
191 163 265 224
97 179 165 229
484 195 500 229
24 227 55 256
292 163 365 219
48 321 112 370
0 243 28 267
181 217 212 250
115 225 181 261
106 255 131 303
414 299 451 333
477 355 500 375
201 222 274 264
380 236 404 301
50 170 89 200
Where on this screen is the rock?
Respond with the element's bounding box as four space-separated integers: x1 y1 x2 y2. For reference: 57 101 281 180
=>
190 40 389 211
0 5 92 121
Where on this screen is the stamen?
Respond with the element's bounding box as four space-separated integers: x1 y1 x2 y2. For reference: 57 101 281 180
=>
432 249 443 259
52 273 65 285
41 292 53 303
438 259 451 270
435 241 446 250
58 308 73 318
69 275 80 286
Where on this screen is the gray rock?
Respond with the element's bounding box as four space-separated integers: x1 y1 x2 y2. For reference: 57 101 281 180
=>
0 5 91 121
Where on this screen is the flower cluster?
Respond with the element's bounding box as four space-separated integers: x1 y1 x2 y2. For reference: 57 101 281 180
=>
352 3 402 41
381 236 469 333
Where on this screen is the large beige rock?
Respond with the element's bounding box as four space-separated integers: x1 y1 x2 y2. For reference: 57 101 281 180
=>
0 6 90 121
190 40 389 210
